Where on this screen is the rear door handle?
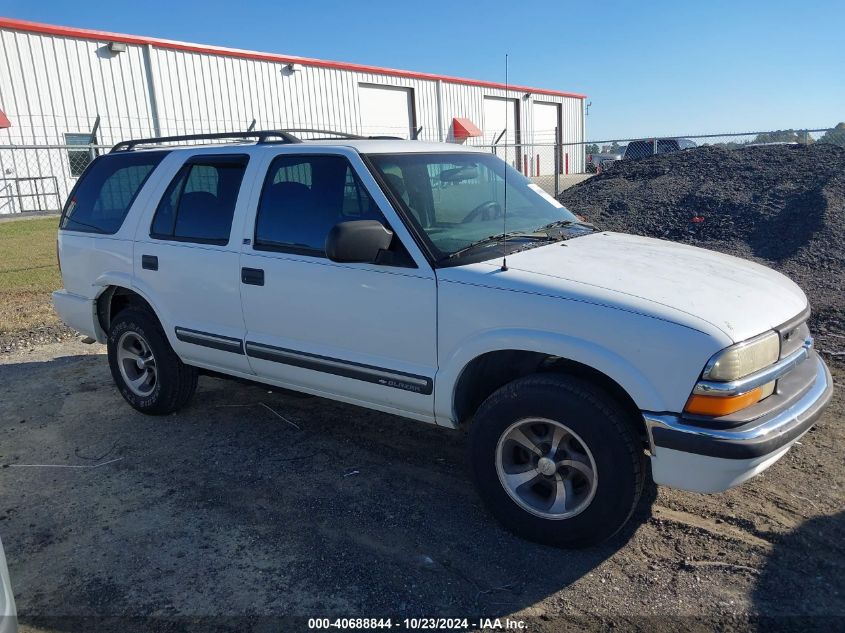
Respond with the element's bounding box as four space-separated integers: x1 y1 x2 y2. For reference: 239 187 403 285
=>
241 267 264 286
142 255 158 271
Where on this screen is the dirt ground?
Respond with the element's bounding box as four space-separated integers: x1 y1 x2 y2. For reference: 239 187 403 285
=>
0 340 842 632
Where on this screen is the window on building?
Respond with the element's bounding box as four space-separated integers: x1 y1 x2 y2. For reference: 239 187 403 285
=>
151 155 248 245
65 132 97 177
60 151 168 234
254 155 386 256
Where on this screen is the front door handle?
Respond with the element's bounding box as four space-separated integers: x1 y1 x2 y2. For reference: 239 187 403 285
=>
241 267 264 286
142 255 158 271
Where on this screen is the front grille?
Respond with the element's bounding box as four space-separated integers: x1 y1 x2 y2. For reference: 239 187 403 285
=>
780 321 810 359
777 308 811 360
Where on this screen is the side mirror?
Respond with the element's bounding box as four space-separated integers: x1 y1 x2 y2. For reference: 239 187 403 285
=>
325 220 394 264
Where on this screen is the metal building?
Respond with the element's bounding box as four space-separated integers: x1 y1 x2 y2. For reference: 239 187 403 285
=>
0 16 586 211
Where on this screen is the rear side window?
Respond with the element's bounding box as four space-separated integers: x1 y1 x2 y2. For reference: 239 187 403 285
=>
656 139 681 154
623 141 652 159
254 154 384 256
151 155 248 245
60 151 168 234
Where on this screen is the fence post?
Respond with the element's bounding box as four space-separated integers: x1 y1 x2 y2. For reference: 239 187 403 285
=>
15 179 23 213
554 146 560 196
553 127 560 196
88 114 101 162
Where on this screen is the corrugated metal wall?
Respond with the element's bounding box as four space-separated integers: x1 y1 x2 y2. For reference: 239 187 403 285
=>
0 28 157 143
0 24 584 210
0 26 583 147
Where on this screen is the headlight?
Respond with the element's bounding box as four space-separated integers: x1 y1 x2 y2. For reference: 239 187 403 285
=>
702 331 779 382
684 331 780 417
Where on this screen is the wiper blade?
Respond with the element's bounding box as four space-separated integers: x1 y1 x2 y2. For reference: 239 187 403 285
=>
446 232 554 260
536 219 597 232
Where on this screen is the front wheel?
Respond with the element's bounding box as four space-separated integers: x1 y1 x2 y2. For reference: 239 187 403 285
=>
107 307 198 415
468 373 646 548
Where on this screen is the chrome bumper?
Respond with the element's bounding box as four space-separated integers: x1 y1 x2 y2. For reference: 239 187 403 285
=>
643 351 832 461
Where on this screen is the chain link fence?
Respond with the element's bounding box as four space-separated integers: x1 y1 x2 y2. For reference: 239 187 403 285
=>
473 127 844 195
1 126 843 213
0 144 114 214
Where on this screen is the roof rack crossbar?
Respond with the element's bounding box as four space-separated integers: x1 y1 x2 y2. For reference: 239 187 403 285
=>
109 128 411 152
110 130 302 152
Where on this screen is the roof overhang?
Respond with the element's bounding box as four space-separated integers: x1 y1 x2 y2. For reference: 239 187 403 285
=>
0 110 10 129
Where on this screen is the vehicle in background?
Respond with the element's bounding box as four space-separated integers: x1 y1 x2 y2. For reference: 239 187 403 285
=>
623 138 697 160
585 152 623 173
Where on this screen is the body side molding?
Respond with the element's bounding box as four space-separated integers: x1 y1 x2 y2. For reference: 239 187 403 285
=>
244 341 433 395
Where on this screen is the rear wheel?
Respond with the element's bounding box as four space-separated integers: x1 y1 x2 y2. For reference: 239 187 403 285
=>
468 373 645 547
107 307 197 415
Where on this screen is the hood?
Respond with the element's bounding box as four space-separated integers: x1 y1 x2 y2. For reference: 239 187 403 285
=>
458 232 808 343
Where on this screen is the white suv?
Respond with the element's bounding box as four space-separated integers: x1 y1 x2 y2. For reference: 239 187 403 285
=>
53 130 833 547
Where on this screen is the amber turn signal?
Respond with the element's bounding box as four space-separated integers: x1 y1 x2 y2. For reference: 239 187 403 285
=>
684 387 763 416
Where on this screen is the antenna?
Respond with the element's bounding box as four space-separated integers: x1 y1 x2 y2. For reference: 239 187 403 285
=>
501 53 509 272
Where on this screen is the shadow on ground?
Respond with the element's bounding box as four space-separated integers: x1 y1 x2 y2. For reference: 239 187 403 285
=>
750 510 845 631
0 354 657 631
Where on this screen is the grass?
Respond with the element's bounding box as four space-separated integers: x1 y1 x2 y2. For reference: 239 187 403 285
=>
0 217 62 334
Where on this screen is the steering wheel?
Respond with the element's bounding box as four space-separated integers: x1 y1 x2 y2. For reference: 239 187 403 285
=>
462 200 503 223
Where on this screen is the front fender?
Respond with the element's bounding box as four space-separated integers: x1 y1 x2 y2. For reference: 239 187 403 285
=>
434 328 666 425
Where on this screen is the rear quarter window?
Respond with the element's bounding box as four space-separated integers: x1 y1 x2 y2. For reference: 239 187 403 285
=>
623 141 652 159
60 151 169 234
656 139 681 153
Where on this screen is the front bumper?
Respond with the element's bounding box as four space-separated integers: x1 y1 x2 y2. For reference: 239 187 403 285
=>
643 351 833 493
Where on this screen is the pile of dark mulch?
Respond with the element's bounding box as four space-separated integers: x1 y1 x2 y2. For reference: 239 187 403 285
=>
558 143 845 361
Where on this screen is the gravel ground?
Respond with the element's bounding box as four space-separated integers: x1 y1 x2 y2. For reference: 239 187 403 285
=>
0 323 76 355
558 143 845 362
0 341 842 632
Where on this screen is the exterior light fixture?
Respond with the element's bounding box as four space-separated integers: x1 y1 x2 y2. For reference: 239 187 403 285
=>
107 41 127 54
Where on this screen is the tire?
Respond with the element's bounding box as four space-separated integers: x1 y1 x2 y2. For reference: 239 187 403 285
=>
468 373 645 548
107 306 198 415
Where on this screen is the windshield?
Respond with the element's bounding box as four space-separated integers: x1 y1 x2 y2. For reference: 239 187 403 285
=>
366 152 580 261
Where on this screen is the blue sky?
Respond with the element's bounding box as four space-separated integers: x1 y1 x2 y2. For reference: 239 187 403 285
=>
2 0 843 139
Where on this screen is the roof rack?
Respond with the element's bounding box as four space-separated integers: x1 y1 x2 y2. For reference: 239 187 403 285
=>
110 130 302 152
110 128 409 153
268 129 402 140
280 128 364 140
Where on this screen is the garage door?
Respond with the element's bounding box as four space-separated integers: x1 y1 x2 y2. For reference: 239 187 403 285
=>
533 102 561 176
358 84 415 139
483 97 519 167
